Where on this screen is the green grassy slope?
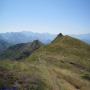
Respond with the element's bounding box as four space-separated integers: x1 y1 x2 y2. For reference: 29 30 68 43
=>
0 34 90 90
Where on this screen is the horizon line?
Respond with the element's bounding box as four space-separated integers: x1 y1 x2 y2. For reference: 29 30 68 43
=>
0 30 90 35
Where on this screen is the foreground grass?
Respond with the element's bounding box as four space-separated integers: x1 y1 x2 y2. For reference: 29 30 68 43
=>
0 53 90 90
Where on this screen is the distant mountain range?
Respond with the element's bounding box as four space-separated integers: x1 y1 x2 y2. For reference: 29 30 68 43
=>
0 31 56 45
0 31 56 53
0 32 90 45
70 33 90 44
0 32 90 54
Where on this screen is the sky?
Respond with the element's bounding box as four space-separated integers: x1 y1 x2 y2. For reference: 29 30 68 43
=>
0 0 90 34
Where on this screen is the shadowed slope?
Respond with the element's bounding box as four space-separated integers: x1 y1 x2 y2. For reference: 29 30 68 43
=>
0 40 43 60
0 39 11 53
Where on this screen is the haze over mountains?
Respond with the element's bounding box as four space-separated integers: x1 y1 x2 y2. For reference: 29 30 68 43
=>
0 31 56 52
0 31 56 45
0 31 90 55
0 38 11 53
70 34 90 44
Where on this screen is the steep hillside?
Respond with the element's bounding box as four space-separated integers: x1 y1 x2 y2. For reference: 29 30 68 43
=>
0 40 43 60
43 33 90 70
0 33 90 90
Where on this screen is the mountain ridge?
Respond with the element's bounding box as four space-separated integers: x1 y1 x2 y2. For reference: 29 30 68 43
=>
0 40 43 60
0 33 90 90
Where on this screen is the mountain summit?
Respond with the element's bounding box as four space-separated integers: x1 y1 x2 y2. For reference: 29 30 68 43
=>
57 33 63 37
52 33 63 43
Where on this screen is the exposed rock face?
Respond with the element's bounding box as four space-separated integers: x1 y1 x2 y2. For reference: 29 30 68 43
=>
57 33 63 37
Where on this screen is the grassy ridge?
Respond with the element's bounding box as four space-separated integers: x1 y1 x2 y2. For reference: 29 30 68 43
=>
0 35 90 90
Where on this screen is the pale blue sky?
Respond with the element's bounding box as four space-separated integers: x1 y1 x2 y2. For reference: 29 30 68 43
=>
0 0 90 34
